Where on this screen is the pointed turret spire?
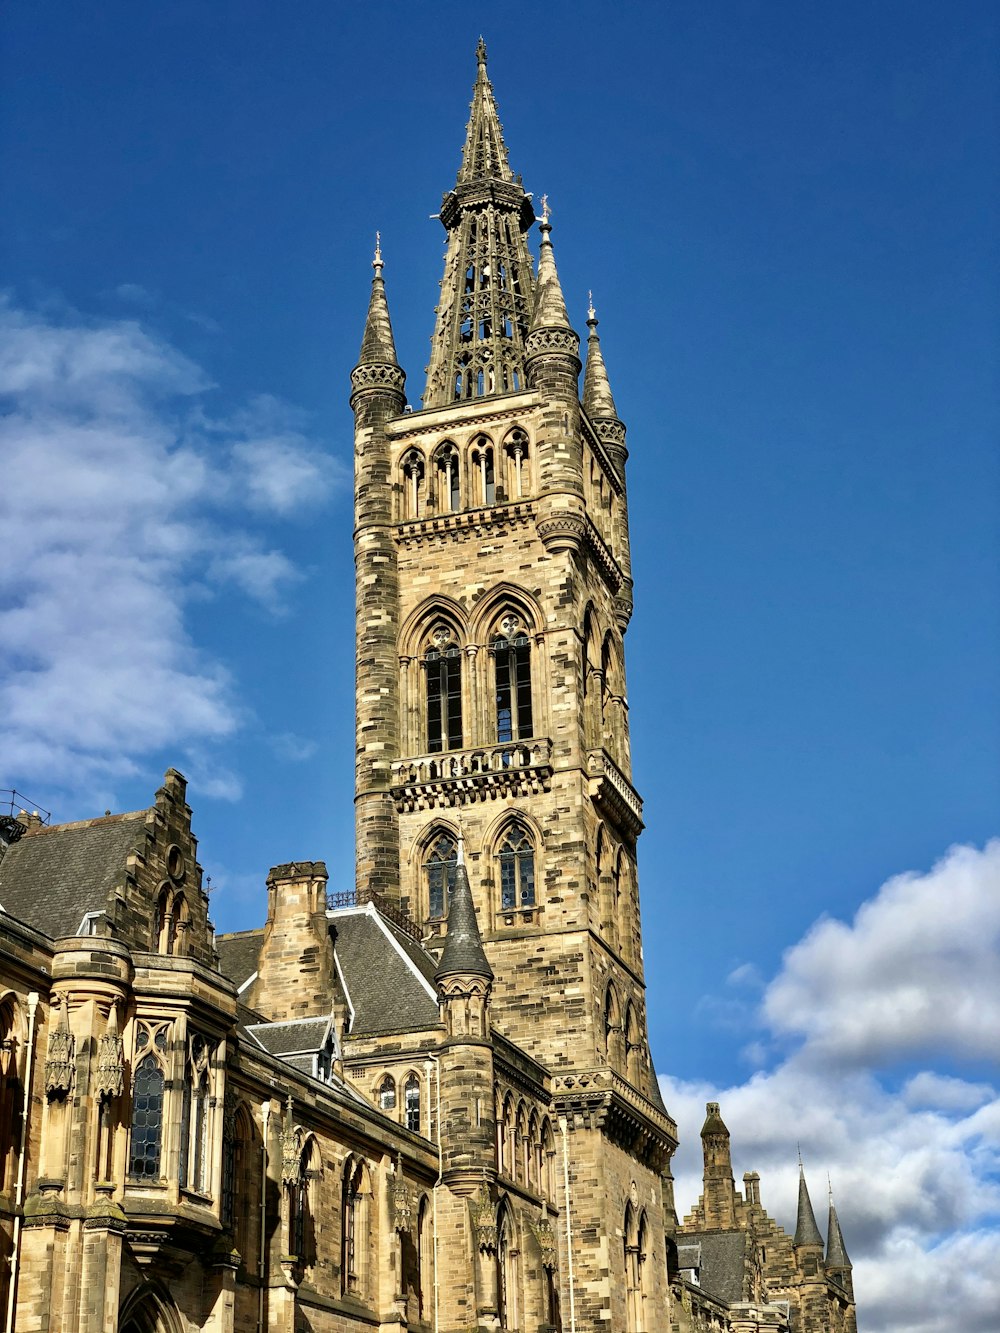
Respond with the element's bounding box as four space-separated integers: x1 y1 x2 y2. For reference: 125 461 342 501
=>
529 201 573 335
456 39 514 186
794 1162 824 1248
358 233 401 368
583 295 619 420
826 1184 852 1271
423 45 536 408
434 836 493 985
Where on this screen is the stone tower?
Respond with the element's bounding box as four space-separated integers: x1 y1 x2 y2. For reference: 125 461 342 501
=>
351 41 676 1330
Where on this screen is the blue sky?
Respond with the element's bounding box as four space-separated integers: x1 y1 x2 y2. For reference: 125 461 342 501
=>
2 4 997 1329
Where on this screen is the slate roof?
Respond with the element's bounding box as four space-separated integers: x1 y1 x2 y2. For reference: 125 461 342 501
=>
678 1230 751 1304
434 860 492 983
245 1016 331 1057
331 907 439 1035
216 928 264 991
0 813 147 939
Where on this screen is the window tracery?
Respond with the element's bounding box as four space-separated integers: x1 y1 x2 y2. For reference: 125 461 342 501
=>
378 1074 396 1112
128 1024 168 1181
401 449 425 520
498 823 535 912
435 443 460 511
424 626 463 753
179 1031 213 1195
492 613 532 743
425 831 458 921
404 1073 421 1132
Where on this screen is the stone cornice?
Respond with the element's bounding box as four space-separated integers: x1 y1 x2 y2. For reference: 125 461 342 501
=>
395 500 535 546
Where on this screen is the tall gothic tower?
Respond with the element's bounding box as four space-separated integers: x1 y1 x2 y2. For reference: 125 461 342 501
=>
351 41 677 1328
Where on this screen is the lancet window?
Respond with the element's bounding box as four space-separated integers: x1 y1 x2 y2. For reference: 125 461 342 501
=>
492 614 532 742
342 1157 372 1298
504 428 529 499
435 443 460 511
497 1201 520 1330
128 1026 168 1180
425 831 458 921
179 1031 213 1194
471 437 496 505
0 998 20 1193
154 886 189 955
624 1203 649 1332
404 1073 421 1132
378 1074 396 1112
424 627 463 753
498 824 535 912
401 449 425 520
292 1138 319 1274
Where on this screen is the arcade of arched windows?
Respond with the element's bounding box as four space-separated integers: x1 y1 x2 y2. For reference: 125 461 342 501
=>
582 605 631 771
395 427 533 522
373 1068 424 1134
594 822 639 966
397 592 547 760
602 980 650 1094
624 1197 651 1332
408 813 543 930
494 1088 557 1203
153 883 190 955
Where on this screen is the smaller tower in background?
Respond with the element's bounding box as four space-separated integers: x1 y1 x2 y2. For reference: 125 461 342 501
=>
700 1100 737 1228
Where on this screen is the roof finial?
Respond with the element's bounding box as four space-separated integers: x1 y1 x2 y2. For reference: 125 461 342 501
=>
828 1172 834 1204
587 290 597 324
540 193 550 225
373 231 383 276
476 35 487 67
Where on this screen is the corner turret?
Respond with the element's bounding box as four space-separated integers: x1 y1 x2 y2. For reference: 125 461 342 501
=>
793 1162 824 1250
826 1185 854 1299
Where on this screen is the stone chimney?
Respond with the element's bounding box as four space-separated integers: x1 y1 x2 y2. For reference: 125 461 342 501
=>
250 861 333 1021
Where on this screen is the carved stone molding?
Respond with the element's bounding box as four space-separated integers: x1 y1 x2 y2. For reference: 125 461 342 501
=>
536 513 586 555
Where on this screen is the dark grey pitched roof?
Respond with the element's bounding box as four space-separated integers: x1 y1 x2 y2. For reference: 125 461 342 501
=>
648 1057 669 1114
216 928 264 991
0 814 146 939
332 907 439 1035
434 861 492 984
679 1230 750 1304
795 1167 824 1248
826 1200 852 1270
245 1017 331 1057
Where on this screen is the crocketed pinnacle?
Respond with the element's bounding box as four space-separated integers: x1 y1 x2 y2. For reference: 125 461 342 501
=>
583 296 620 419
357 234 400 368
794 1163 824 1248
529 207 573 335
434 850 493 986
456 38 513 186
826 1192 852 1270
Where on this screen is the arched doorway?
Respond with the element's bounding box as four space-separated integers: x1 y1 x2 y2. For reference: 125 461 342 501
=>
119 1282 183 1333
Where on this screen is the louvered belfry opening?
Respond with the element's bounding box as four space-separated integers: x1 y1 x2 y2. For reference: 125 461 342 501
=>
423 39 537 409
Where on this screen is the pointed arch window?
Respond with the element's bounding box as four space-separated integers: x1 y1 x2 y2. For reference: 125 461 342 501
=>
498 824 535 911
404 1073 421 1132
378 1075 396 1112
505 428 529 499
436 444 460 511
625 1203 649 1332
497 1202 520 1330
425 831 458 921
425 628 462 753
0 999 21 1195
342 1157 371 1298
493 615 532 743
472 438 496 505
402 450 425 520
179 1032 212 1195
128 1050 165 1180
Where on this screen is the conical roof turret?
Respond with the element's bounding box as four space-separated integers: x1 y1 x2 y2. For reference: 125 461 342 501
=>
583 296 620 420
358 236 400 368
529 205 574 336
434 842 493 985
794 1163 824 1248
826 1190 852 1270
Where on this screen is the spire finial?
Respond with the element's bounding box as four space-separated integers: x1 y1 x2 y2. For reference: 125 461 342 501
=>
587 290 596 324
476 36 487 68
373 231 383 276
540 193 550 225
456 818 466 866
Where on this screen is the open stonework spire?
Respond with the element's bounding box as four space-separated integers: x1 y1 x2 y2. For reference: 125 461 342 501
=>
423 42 537 409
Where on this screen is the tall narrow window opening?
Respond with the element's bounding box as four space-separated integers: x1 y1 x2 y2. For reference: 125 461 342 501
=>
128 1051 165 1180
473 439 496 505
499 824 535 911
437 445 460 511
404 1074 421 1132
493 616 532 742
425 629 462 753
425 832 458 921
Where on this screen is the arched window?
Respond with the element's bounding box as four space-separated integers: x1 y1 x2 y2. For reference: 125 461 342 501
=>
404 1073 421 1132
378 1075 396 1112
0 998 21 1195
515 1102 528 1184
424 628 462 753
425 831 458 921
402 449 425 520
417 1195 431 1321
472 438 496 505
179 1032 212 1194
527 1111 539 1190
492 616 533 742
128 1052 165 1180
604 985 623 1073
498 824 535 912
230 1104 261 1271
292 1138 319 1275
625 1204 649 1332
541 1118 556 1200
504 428 529 499
497 1201 520 1330
342 1157 372 1298
625 1003 643 1087
436 444 460 511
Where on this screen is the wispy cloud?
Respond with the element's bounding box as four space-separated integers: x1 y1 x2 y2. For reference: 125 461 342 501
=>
660 841 1000 1333
0 295 341 800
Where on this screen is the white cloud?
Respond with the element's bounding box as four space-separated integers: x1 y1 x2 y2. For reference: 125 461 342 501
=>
0 295 339 799
660 841 1000 1333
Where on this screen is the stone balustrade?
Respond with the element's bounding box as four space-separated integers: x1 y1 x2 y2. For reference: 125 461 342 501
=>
391 738 554 812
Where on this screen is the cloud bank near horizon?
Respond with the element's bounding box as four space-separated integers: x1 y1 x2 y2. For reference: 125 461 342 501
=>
660 839 1000 1333
0 296 340 805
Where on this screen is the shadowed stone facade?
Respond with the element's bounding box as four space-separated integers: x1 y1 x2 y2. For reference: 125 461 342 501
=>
0 42 856 1333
